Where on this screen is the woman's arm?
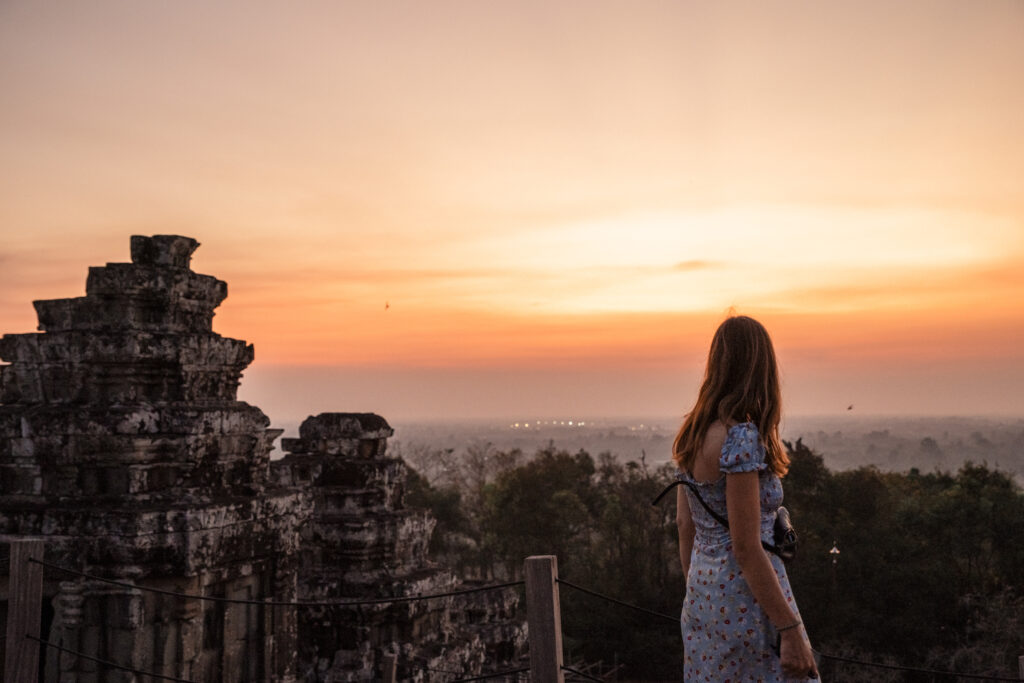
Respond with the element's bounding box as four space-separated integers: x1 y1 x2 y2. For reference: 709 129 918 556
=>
726 471 817 678
676 485 695 579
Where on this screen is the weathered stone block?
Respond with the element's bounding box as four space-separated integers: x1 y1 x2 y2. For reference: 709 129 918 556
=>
0 463 42 496
32 297 76 332
0 333 38 363
10 437 35 459
130 234 199 268
298 413 394 445
86 262 226 305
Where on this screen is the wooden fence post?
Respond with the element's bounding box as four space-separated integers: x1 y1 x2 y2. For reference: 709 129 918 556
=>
524 555 564 683
5 539 45 683
382 652 398 683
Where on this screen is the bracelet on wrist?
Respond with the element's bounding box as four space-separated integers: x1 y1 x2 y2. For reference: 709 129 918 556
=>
777 620 802 632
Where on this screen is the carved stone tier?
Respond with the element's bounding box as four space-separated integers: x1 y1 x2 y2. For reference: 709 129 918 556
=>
274 413 524 681
0 404 280 504
0 333 252 404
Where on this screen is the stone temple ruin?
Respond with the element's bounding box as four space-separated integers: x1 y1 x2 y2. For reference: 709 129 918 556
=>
0 235 524 681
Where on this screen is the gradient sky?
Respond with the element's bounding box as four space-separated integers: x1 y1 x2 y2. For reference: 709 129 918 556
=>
1 1 1022 422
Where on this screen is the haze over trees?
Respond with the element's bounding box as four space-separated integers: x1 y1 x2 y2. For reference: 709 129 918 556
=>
400 433 1024 681
392 415 1024 480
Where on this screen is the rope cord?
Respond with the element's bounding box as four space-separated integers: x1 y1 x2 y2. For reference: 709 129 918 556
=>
409 655 528 681
23 559 1021 681
561 664 605 681
418 663 466 676
28 558 522 607
27 635 197 683
558 577 1022 681
451 666 530 681
816 651 1024 682
555 578 678 623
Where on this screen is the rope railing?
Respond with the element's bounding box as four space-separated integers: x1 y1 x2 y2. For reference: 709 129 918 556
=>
406 653 530 681
556 577 677 623
554 572 1024 682
412 661 466 677
30 633 538 683
450 666 531 681
561 664 604 681
815 651 1024 682
28 557 523 608
13 554 528 683
27 635 197 683
8 546 1022 683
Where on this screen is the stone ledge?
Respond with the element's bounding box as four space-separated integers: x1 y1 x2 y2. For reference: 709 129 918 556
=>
130 235 199 268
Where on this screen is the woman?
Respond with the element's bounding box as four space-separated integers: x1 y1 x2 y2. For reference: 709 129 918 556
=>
674 315 818 681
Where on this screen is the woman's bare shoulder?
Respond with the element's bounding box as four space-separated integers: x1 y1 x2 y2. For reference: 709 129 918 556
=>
693 421 729 478
703 420 729 451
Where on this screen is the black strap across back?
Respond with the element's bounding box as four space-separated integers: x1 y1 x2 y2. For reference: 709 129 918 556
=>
651 478 788 558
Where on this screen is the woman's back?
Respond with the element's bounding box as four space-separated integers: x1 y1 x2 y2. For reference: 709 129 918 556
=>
689 420 728 483
679 422 816 681
673 316 817 679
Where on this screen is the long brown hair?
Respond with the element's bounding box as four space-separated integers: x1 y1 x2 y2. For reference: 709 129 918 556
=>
672 315 789 477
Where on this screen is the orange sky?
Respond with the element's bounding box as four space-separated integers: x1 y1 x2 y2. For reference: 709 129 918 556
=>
1 1 1022 421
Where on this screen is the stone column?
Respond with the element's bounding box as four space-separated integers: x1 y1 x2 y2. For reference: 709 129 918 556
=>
270 560 299 683
176 579 204 682
55 579 84 683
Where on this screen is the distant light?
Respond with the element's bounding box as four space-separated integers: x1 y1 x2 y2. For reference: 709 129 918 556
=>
568 421 573 426
525 423 530 428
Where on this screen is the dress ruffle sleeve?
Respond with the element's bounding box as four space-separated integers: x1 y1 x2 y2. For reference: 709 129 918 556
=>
719 422 768 474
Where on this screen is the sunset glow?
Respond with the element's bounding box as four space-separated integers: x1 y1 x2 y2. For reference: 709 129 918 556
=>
1 1 1022 420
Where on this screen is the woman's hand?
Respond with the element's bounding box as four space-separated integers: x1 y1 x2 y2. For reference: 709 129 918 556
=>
779 628 818 679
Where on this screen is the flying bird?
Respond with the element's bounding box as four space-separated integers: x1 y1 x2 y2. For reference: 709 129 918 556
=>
847 405 854 411
385 301 389 311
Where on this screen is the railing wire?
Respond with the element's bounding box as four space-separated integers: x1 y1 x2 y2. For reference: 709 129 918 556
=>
561 664 605 681
556 577 677 623
20 557 1024 682
451 666 530 681
816 651 1024 682
27 635 197 683
29 557 522 607
557 576 1023 682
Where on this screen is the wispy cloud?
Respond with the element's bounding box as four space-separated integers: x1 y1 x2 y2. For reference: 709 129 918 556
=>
673 260 716 272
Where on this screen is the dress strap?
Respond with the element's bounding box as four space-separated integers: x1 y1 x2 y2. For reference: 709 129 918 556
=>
651 479 728 528
650 479 682 506
652 477 787 558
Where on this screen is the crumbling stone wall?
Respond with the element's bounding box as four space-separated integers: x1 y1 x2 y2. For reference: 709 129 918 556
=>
0 235 524 682
274 413 524 681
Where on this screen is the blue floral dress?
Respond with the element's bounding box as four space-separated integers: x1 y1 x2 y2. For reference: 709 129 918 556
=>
679 422 815 682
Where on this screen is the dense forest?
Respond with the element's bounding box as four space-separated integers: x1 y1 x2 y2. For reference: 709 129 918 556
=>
402 439 1024 681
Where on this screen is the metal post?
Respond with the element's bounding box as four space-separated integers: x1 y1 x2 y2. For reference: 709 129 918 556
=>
5 539 45 683
382 653 398 683
524 555 565 683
